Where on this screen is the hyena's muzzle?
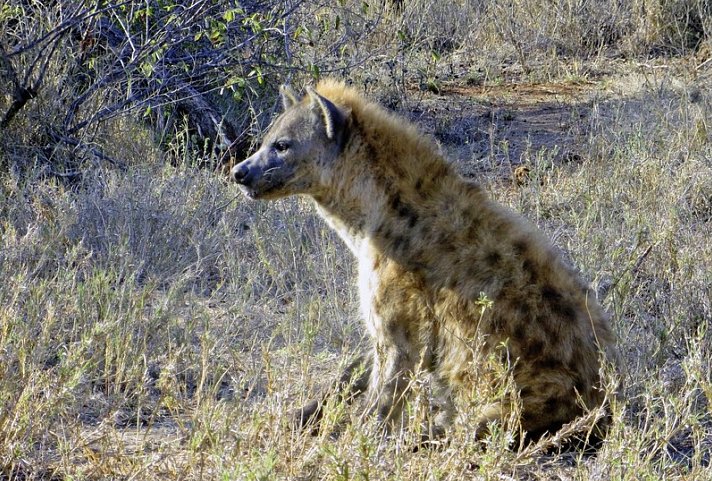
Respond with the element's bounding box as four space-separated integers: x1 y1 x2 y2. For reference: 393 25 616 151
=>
231 149 294 200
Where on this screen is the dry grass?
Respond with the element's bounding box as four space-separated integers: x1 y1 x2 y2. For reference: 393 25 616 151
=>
1 1 711 479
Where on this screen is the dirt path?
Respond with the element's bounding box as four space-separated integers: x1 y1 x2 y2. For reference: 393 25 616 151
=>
400 60 709 182
401 80 599 180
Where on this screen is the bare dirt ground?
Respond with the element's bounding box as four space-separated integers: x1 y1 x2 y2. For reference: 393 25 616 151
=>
413 80 595 174
399 58 710 182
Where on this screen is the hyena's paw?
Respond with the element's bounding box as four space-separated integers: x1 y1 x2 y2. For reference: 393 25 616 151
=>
290 399 323 433
411 424 450 452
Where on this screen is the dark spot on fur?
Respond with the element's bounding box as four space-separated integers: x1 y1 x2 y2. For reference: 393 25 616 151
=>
441 239 456 253
573 376 589 394
350 219 365 234
392 234 410 253
536 355 564 371
513 240 528 257
522 259 539 283
415 178 424 192
390 193 419 228
520 386 534 398
366 143 378 161
556 302 577 320
385 318 406 339
406 213 419 228
512 322 526 342
486 250 502 267
524 339 545 358
514 299 533 321
375 222 389 238
541 285 561 302
542 286 577 320
544 397 561 411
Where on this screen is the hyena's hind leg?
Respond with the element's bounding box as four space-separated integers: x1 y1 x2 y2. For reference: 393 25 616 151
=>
472 398 565 443
292 354 372 431
473 391 607 450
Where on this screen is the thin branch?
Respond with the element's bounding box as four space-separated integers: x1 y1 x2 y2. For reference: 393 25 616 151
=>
6 1 132 57
47 129 126 171
1 85 37 129
0 47 36 128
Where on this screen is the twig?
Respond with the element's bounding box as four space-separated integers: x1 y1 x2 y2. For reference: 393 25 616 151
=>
48 129 126 171
0 47 36 128
604 243 655 301
696 56 712 71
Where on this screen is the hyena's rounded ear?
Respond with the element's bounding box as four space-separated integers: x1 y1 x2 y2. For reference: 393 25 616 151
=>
279 85 299 110
306 87 350 141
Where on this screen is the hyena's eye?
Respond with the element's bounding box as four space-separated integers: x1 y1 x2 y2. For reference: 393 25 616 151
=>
273 141 290 153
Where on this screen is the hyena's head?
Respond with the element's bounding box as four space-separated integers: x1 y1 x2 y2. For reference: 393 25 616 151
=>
232 85 350 200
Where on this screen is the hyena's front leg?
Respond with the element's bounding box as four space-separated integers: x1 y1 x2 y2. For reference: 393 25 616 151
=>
292 354 372 430
370 347 456 441
424 374 456 441
367 333 422 429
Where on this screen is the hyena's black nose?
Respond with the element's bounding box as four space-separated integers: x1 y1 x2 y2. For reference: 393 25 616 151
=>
231 162 251 184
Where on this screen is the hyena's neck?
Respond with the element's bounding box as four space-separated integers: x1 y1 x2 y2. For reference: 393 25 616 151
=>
313 161 483 272
312 176 386 256
313 197 371 255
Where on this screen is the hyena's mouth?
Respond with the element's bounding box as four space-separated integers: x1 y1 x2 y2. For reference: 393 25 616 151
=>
237 177 288 200
236 183 258 200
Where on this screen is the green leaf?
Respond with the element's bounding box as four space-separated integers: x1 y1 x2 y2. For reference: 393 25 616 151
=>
310 64 320 80
140 61 155 77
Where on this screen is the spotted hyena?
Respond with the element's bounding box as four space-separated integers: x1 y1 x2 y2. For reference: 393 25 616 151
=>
232 79 618 444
